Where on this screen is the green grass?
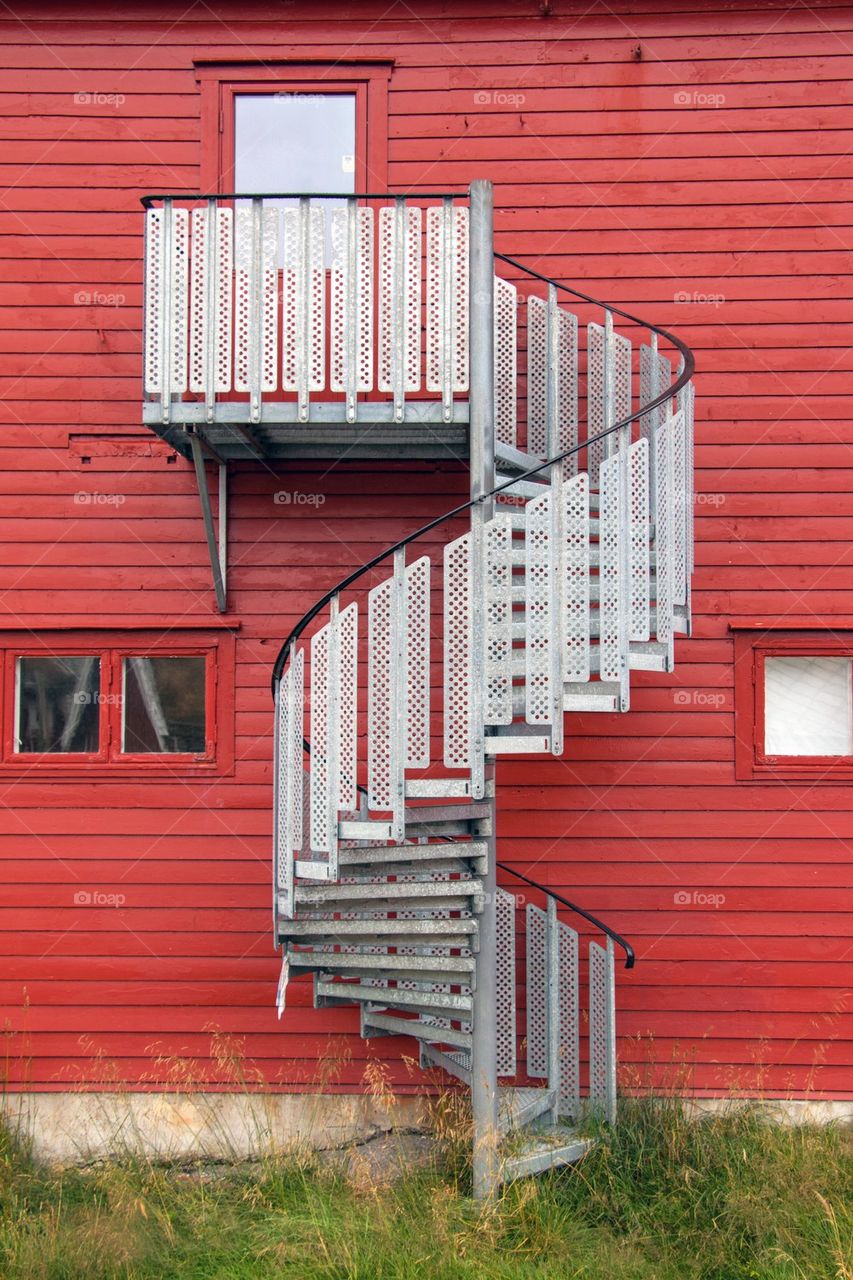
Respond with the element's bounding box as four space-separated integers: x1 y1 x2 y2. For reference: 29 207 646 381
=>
0 1098 850 1280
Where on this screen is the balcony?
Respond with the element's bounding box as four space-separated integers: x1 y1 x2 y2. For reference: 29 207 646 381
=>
140 181 690 617
141 189 476 460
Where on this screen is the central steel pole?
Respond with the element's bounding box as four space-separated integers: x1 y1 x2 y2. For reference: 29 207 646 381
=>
468 178 499 1200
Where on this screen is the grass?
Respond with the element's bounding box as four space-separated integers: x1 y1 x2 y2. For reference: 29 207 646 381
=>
0 1096 850 1280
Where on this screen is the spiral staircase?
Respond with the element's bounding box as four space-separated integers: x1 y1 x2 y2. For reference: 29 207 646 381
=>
142 179 695 1198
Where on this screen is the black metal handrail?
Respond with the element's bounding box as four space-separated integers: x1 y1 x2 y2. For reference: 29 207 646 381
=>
496 862 635 969
270 265 694 688
140 190 469 208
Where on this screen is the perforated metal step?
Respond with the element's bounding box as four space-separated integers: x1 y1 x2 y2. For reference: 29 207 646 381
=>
500 1128 595 1181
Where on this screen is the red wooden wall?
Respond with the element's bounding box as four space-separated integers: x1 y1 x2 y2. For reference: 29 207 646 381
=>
1 0 851 1099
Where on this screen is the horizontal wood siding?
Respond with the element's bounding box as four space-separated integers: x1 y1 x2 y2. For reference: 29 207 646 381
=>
0 0 850 1098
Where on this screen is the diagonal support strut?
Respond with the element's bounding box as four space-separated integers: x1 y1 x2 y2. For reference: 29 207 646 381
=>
189 431 227 613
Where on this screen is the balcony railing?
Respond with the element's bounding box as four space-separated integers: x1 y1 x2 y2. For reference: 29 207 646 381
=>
141 191 473 440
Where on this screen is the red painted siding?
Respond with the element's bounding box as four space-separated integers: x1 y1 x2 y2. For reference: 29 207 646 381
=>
1 0 851 1098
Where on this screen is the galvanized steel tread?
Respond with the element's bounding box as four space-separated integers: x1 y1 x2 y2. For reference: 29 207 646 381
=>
294 878 483 905
419 1042 472 1083
337 840 488 866
363 1010 473 1049
500 1128 595 1181
316 981 472 1013
280 916 478 938
498 1086 558 1135
337 856 479 877
291 951 475 975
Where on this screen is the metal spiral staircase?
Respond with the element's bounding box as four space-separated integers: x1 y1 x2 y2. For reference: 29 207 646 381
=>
266 182 695 1197
139 178 695 1198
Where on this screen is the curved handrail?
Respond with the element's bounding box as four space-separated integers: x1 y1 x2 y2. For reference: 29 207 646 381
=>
496 862 635 969
271 264 694 689
270 253 693 971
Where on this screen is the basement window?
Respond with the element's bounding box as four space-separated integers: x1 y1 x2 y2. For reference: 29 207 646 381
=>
734 630 853 779
1 631 234 775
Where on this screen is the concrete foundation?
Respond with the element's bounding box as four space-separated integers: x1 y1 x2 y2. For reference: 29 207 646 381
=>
0 1091 428 1166
686 1097 853 1126
2 1091 849 1167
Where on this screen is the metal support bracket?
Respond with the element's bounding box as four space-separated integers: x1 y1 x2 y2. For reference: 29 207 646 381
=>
189 432 227 613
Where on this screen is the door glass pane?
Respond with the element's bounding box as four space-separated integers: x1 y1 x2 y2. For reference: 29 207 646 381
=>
15 656 100 753
234 92 356 196
122 656 206 754
764 656 853 755
234 92 356 260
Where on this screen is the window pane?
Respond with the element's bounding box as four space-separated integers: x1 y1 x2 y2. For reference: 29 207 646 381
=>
764 656 853 756
234 93 356 195
234 93 356 261
122 657 206 754
16 656 100 753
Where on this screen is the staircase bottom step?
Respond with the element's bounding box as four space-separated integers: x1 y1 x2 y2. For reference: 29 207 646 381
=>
500 1127 595 1182
498 1085 556 1135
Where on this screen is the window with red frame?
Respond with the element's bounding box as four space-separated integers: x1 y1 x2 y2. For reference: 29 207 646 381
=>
734 630 853 779
0 634 232 773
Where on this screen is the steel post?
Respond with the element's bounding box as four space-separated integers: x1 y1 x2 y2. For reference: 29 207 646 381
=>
468 178 499 1200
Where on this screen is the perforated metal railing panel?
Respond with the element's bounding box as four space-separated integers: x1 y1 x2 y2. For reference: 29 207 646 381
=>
143 197 470 427
526 904 548 1079
496 888 517 1077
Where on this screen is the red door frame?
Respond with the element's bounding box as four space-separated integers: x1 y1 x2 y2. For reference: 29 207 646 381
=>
195 62 392 194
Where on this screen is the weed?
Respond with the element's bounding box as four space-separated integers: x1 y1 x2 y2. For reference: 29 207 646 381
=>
0 1096 848 1280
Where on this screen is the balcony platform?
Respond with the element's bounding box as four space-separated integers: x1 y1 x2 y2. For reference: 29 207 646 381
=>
143 400 470 461
142 191 475 465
